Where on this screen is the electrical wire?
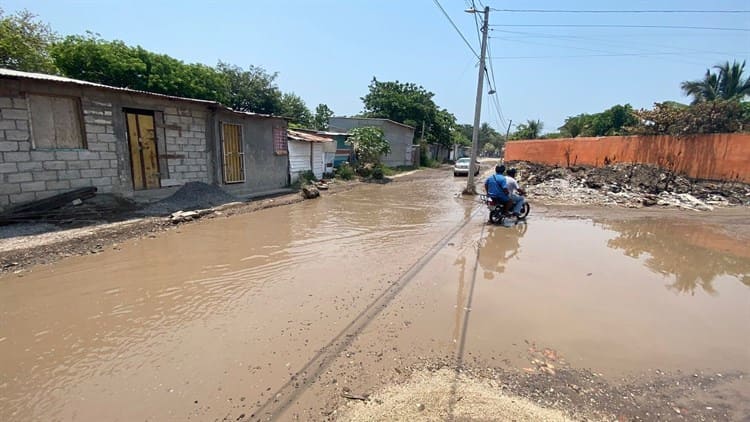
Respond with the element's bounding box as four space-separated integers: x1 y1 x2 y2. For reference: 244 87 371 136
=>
432 0 480 58
490 8 750 14
491 28 745 58
489 24 750 32
489 52 735 59
469 0 508 130
488 33 720 66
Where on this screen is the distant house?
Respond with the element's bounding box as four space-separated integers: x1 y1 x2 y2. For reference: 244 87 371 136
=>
0 69 289 211
328 117 416 167
316 130 352 168
287 129 335 181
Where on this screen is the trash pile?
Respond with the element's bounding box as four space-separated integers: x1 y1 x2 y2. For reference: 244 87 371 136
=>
507 161 750 211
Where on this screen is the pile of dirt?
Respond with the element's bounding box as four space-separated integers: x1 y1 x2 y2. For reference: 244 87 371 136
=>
507 161 750 211
137 182 239 216
338 368 573 422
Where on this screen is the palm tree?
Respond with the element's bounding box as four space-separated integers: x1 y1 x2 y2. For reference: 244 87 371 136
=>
715 60 750 99
526 119 543 139
681 60 750 103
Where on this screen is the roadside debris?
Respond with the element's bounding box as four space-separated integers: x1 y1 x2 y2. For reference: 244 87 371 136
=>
169 209 215 224
0 187 98 225
302 185 321 199
507 161 750 211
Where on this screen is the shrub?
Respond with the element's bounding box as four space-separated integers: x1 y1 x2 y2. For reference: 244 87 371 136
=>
372 166 384 180
300 170 316 183
357 165 372 178
336 163 355 180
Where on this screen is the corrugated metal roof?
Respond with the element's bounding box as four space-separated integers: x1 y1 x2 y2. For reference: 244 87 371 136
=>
330 116 416 130
315 131 350 136
288 129 333 143
0 68 280 119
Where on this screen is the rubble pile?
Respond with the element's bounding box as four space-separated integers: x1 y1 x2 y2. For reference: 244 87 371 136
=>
507 161 750 211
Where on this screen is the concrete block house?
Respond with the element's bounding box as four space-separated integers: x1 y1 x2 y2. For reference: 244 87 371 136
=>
328 117 415 167
0 69 289 211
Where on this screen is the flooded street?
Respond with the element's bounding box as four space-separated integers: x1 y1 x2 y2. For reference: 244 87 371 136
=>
1 170 749 421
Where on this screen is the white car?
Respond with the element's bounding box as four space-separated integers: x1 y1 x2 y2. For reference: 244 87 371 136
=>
453 157 480 177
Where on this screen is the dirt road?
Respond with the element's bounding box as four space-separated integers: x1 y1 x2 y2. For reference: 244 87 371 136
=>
1 168 748 421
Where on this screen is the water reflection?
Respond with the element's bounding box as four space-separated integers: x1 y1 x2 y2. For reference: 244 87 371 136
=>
600 219 750 295
477 223 527 280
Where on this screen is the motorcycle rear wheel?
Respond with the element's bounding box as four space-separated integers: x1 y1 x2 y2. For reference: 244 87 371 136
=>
489 209 503 224
518 202 531 219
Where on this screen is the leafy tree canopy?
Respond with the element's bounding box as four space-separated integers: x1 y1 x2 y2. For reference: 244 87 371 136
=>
557 104 638 138
279 92 312 127
0 8 57 73
631 100 749 136
49 34 284 115
216 61 282 114
361 77 458 147
313 103 334 130
511 119 544 140
346 126 391 166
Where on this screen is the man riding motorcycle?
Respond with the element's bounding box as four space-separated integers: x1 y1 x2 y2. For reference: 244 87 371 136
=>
484 165 510 208
505 168 526 218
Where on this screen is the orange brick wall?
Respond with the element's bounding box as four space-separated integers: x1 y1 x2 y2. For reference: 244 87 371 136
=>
504 133 750 183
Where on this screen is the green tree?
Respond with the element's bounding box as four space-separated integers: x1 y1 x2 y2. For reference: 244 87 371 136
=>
51 34 228 103
458 122 503 150
279 92 312 127
361 77 458 147
631 100 749 135
681 60 750 103
346 126 391 166
559 114 592 137
512 119 543 139
216 62 282 114
52 34 150 90
558 105 637 137
0 8 57 73
313 103 334 130
590 104 638 136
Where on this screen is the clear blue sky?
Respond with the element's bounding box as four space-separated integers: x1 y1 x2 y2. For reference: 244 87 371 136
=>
5 0 749 133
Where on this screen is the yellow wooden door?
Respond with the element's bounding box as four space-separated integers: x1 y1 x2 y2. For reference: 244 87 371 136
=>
222 123 245 183
126 112 161 190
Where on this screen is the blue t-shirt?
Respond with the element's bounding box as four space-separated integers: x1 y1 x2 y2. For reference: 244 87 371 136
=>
485 174 508 200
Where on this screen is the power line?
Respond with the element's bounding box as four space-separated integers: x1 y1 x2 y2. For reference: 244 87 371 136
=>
432 0 480 58
470 0 507 130
490 8 750 14
489 52 738 59
490 35 711 66
491 28 745 57
490 24 750 32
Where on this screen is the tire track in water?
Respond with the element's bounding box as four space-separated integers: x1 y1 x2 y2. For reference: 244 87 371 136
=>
251 204 484 421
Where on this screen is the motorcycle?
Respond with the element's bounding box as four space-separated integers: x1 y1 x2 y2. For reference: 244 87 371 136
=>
480 190 530 224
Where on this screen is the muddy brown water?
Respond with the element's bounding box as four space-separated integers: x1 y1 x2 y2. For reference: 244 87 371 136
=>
1 174 748 421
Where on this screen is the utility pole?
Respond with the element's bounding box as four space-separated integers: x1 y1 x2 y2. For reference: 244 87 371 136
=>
463 5 489 195
503 119 512 160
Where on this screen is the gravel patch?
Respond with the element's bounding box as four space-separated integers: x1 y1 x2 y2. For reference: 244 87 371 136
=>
0 223 60 240
137 182 238 216
338 368 575 422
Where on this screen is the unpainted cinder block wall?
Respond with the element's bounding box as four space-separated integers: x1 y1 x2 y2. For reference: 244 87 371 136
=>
504 133 750 183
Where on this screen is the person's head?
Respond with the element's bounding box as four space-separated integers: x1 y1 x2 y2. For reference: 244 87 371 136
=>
507 168 517 177
495 165 506 174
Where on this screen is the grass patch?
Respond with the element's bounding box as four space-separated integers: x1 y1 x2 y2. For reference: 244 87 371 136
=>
381 165 416 176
